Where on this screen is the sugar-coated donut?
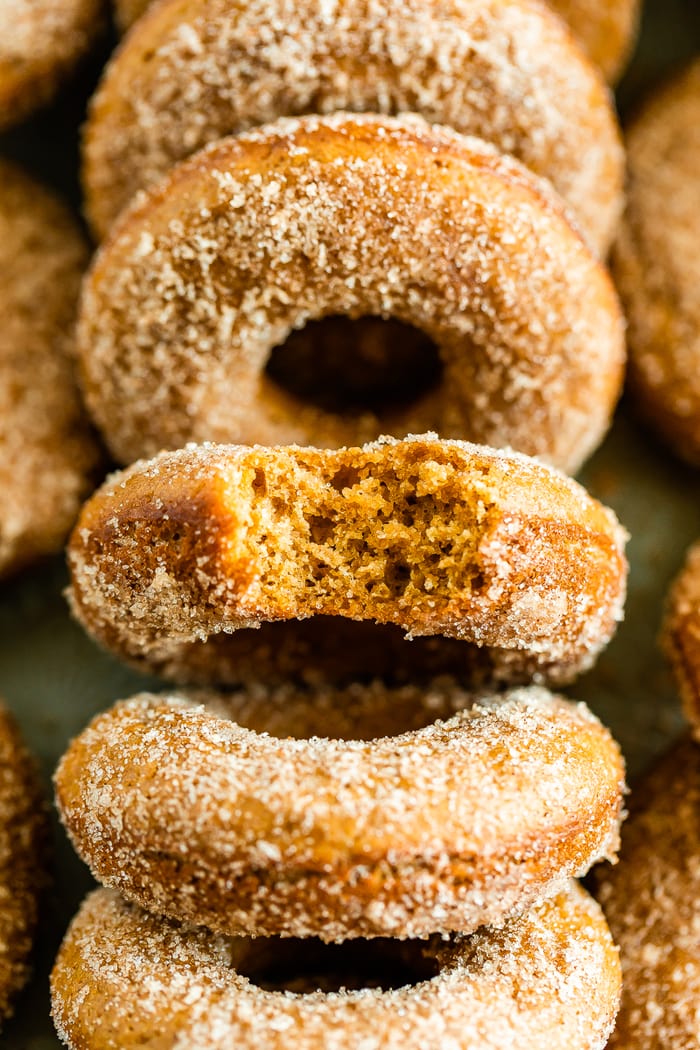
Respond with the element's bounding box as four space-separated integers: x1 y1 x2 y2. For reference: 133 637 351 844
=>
51 882 621 1050
67 437 628 686
593 736 700 1048
0 0 102 130
78 115 625 472
0 704 48 1025
87 0 623 251
550 0 639 82
55 685 625 941
661 539 700 737
614 60 700 466
0 161 100 579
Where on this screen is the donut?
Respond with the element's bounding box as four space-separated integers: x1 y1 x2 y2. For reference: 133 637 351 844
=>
0 704 48 1025
98 0 626 248
78 114 625 472
111 0 635 85
55 684 625 940
614 60 700 466
0 161 100 579
52 882 621 1049
86 0 624 252
549 0 639 82
66 437 628 687
0 0 103 131
661 539 700 736
592 736 700 1048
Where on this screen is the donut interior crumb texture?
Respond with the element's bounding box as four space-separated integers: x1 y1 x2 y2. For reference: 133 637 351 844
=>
51 883 621 1050
68 436 627 684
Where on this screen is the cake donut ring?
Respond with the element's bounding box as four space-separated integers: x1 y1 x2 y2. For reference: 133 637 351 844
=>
0 704 48 1025
614 60 700 466
78 115 625 472
549 0 640 83
55 685 625 941
52 882 621 1050
67 437 628 686
0 161 100 579
661 539 700 736
86 0 624 252
0 0 103 131
592 736 700 1048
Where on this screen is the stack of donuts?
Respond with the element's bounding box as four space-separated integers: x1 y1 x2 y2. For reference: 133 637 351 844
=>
8 0 700 1046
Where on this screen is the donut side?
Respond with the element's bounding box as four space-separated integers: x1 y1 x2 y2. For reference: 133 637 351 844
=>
52 882 620 1049
66 437 628 683
592 736 700 1048
549 0 639 82
661 539 700 736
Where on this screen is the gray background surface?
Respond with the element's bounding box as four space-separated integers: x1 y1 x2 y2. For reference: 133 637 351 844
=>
1 0 699 1044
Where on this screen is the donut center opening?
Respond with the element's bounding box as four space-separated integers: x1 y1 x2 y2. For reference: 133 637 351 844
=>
265 316 443 414
236 937 439 994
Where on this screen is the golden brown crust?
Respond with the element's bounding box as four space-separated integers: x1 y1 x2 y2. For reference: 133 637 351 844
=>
78 114 625 472
0 0 103 130
54 685 625 941
0 705 49 1026
88 0 623 252
51 882 621 1049
0 161 101 579
614 60 700 466
549 0 640 82
592 736 700 1049
66 437 628 686
661 539 700 736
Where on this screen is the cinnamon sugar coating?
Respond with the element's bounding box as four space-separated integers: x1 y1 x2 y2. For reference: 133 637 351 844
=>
0 0 102 130
52 882 620 1049
592 736 700 1048
661 539 700 736
0 161 100 578
0 705 49 1026
614 60 700 466
78 114 625 472
55 685 625 941
550 0 639 82
87 0 623 251
66 437 628 686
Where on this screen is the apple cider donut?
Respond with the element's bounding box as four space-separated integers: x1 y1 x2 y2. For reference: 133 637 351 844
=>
592 736 700 1048
55 685 625 941
549 0 639 83
661 539 700 736
0 0 102 131
52 882 621 1050
67 437 628 686
0 704 48 1025
614 60 700 466
78 115 625 471
86 0 624 251
0 161 100 579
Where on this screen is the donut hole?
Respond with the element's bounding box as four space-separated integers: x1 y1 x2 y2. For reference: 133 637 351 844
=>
234 937 439 994
265 316 443 415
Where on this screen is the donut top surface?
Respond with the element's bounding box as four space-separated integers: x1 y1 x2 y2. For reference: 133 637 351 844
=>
550 0 640 81
86 0 623 250
0 161 100 578
594 736 700 1049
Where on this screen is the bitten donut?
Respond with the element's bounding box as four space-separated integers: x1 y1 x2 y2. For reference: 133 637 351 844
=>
67 437 628 686
55 685 625 941
550 0 639 82
0 161 100 578
661 539 700 736
78 115 625 471
0 0 102 131
0 704 48 1025
87 0 624 251
52 882 621 1050
593 737 700 1048
614 60 700 466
